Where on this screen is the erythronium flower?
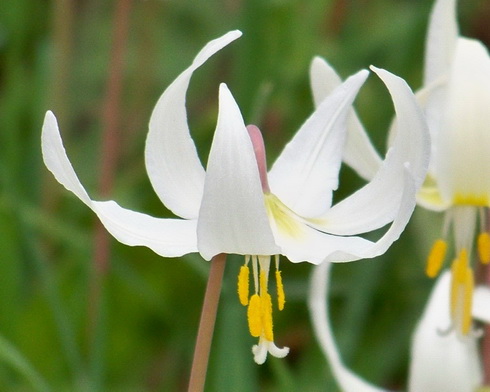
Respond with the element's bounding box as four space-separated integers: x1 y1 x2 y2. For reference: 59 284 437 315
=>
42 30 429 364
416 0 490 337
309 262 490 392
310 0 490 339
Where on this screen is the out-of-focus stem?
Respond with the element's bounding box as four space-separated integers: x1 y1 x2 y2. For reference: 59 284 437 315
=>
188 254 227 392
89 0 133 332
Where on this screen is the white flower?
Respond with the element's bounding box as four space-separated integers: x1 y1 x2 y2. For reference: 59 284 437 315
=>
309 262 490 392
417 0 490 336
42 30 428 363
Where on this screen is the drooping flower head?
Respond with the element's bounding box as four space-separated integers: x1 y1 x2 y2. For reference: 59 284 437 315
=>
309 262 490 392
42 31 429 363
415 0 490 337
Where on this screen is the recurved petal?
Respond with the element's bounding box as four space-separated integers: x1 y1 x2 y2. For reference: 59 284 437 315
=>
268 70 369 218
408 271 482 392
145 30 242 220
42 111 198 257
310 57 381 181
424 0 458 85
308 262 389 392
197 84 279 260
314 68 429 235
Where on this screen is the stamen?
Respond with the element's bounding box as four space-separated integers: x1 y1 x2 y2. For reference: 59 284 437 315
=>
426 239 447 278
478 232 490 264
247 294 262 338
238 265 250 306
450 249 474 335
275 269 285 311
261 293 274 341
247 125 270 192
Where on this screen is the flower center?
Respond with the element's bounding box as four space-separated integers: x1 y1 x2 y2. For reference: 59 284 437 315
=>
237 255 289 363
453 193 489 206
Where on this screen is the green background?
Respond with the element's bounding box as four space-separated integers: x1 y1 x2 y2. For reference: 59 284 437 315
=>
0 0 488 390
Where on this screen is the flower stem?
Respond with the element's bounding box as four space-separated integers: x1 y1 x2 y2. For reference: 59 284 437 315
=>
188 254 227 392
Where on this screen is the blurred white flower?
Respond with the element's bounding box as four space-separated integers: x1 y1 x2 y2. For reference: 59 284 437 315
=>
309 262 490 392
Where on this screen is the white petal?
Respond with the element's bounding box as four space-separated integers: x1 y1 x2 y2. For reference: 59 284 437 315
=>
434 38 490 204
145 31 242 220
268 70 369 218
310 57 382 181
197 84 279 260
308 262 388 392
472 285 490 324
424 0 458 85
42 111 198 257
314 68 429 235
408 271 482 392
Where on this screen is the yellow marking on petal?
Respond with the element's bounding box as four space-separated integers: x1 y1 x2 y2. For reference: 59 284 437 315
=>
264 193 304 238
478 232 490 264
247 294 262 337
426 239 447 278
261 293 274 341
275 270 285 311
238 265 250 306
453 193 489 207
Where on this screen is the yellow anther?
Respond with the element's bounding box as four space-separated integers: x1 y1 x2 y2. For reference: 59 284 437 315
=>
238 265 250 306
478 232 490 264
275 269 285 311
461 268 474 335
261 293 274 342
450 249 474 335
426 239 447 278
247 294 262 337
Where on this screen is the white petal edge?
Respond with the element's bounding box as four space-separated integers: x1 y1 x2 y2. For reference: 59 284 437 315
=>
310 56 382 181
424 0 458 85
277 167 416 264
408 271 482 392
42 111 198 257
145 30 242 220
197 84 279 260
473 285 490 323
268 69 369 218
313 67 429 235
308 262 389 392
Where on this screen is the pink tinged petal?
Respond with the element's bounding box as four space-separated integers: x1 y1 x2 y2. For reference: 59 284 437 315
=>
308 262 389 392
424 0 458 85
145 30 242 220
197 84 279 260
268 70 369 218
408 271 482 392
472 285 490 323
42 111 198 257
435 38 490 204
310 57 382 181
316 68 430 235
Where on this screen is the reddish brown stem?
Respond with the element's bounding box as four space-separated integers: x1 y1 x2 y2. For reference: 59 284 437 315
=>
89 0 133 331
188 254 227 392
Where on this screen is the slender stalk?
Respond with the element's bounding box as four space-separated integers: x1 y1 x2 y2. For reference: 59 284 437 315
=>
188 254 227 392
89 0 133 329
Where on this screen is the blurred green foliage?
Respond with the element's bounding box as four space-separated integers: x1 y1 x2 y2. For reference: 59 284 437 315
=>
0 0 488 391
